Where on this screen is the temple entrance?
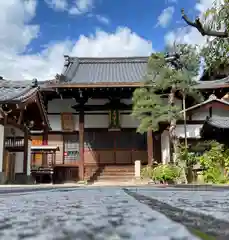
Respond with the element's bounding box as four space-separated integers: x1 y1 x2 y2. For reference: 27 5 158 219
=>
84 130 148 165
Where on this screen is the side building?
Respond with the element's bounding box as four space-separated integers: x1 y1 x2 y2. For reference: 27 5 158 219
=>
0 79 50 184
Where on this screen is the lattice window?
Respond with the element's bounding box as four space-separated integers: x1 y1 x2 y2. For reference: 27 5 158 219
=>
63 134 80 162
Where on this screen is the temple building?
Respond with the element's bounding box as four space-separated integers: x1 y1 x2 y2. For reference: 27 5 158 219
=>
2 56 229 184
32 57 229 183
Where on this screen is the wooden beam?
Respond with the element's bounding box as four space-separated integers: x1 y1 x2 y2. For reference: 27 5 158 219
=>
17 108 24 125
79 109 84 180
147 130 153 166
23 128 29 175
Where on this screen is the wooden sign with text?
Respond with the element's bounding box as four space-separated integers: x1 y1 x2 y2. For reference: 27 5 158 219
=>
61 112 75 131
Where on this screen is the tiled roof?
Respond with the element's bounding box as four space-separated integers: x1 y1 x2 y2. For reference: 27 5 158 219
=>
62 57 148 84
194 76 229 89
0 79 38 103
206 117 229 129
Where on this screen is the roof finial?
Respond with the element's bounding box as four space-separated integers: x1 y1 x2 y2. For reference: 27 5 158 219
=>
209 94 217 100
32 78 38 87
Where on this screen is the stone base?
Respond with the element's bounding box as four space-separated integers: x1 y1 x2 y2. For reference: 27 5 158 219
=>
14 173 34 184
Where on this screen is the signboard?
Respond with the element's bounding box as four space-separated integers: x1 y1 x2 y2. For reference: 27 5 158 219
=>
108 109 121 130
61 113 75 131
31 136 43 165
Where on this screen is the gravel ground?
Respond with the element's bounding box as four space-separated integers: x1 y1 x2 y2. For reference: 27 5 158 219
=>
0 187 201 240
126 187 229 239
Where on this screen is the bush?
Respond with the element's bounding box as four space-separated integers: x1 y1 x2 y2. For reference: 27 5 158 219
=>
152 164 182 183
141 165 154 179
141 164 182 183
197 141 229 184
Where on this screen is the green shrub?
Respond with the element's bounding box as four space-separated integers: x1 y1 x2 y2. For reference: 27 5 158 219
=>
141 165 154 179
152 164 182 183
197 141 229 184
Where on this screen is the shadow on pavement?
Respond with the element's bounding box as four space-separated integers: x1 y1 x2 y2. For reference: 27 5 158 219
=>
124 188 229 240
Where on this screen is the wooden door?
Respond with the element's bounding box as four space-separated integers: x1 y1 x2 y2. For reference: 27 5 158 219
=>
84 131 115 165
115 131 147 164
8 153 15 182
4 152 16 183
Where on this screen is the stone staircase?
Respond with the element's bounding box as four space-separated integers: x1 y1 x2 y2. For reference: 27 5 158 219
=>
92 165 135 184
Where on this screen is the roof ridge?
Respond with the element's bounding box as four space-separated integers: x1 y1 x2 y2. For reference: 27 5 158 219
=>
68 56 149 64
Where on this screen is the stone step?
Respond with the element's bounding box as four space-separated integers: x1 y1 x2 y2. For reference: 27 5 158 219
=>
103 168 134 172
97 175 134 180
101 171 134 176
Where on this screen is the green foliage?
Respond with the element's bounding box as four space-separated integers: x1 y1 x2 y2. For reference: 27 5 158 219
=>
197 141 229 184
132 43 201 133
200 0 229 70
151 164 182 183
141 164 182 183
177 143 198 167
141 165 154 179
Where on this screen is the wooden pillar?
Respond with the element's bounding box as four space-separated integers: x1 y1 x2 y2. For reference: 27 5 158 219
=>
147 130 153 166
79 109 84 180
42 129 48 166
1 116 7 174
23 128 29 174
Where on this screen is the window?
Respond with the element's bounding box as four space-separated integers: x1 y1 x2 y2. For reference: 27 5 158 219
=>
63 134 80 162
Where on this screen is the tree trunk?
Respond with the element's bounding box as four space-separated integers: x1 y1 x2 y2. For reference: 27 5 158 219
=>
168 85 178 162
168 86 187 184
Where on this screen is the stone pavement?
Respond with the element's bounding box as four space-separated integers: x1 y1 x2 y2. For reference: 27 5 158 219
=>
0 187 200 240
0 186 228 239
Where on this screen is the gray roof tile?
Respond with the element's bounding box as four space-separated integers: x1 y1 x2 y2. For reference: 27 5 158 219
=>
62 57 148 84
206 117 229 129
0 80 38 103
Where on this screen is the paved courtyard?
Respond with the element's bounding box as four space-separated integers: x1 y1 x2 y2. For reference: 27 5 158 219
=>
0 186 228 239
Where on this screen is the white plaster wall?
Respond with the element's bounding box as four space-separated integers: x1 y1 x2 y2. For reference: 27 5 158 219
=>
0 125 4 172
120 114 140 128
48 115 62 131
212 107 229 118
86 98 109 105
48 99 76 113
84 114 109 128
175 124 203 139
161 130 170 164
121 98 132 105
5 125 24 137
15 152 23 173
27 140 31 175
191 109 209 120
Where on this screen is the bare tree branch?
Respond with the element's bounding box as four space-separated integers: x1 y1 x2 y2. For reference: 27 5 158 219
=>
181 8 228 38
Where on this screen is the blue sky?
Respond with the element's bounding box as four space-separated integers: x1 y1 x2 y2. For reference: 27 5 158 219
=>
32 0 197 52
0 0 212 80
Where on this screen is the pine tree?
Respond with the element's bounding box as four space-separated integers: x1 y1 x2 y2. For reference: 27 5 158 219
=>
132 44 201 162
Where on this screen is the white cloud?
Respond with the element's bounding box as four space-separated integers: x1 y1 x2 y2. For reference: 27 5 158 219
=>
69 0 94 15
45 0 94 15
164 0 216 46
157 6 175 28
0 1 153 81
95 15 110 25
44 0 67 11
